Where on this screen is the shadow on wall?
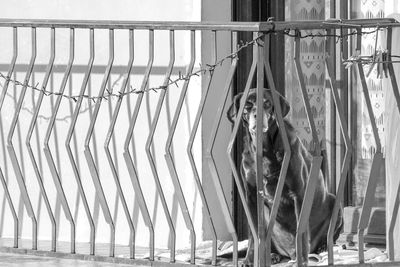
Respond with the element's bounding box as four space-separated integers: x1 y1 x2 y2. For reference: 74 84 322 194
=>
0 62 202 250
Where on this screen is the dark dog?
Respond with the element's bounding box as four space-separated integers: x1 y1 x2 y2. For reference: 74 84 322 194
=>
227 88 343 265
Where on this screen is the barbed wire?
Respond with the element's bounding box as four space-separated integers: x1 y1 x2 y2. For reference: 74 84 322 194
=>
0 32 266 103
0 26 395 103
282 27 380 40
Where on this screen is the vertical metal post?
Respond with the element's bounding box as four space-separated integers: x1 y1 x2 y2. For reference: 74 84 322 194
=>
6 27 38 250
227 31 259 267
293 31 323 266
256 32 266 267
325 28 352 266
355 28 384 264
264 33 292 267
26 27 57 252
206 31 239 267
84 29 115 257
164 30 196 264
104 29 135 259
64 28 96 255
0 27 18 249
386 27 400 262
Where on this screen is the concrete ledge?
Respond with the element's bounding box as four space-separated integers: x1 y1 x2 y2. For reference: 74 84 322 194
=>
0 246 195 267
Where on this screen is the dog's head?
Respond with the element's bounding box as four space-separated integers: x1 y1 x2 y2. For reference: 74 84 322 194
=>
227 88 290 134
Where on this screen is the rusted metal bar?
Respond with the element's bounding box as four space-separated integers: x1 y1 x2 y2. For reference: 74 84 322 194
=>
226 32 258 267
256 32 266 267
0 27 19 249
164 30 196 265
205 31 239 267
325 29 352 265
64 28 95 255
84 29 115 257
104 29 135 259
0 18 396 31
355 28 384 264
26 27 57 252
293 32 323 266
140 30 175 262
264 34 292 267
187 30 217 266
6 27 38 250
386 27 400 261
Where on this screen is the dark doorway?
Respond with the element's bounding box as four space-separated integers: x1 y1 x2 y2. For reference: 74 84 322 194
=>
231 0 285 240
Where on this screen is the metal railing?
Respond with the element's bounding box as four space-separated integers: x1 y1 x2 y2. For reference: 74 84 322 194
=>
0 18 399 267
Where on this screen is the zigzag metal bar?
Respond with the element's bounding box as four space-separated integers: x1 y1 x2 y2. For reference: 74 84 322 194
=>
206 31 239 267
386 27 400 261
41 29 76 254
255 33 266 267
6 27 38 250
164 30 196 265
355 29 384 264
138 31 168 261
264 35 292 267
84 29 115 258
325 29 352 265
293 33 323 266
122 49 156 263
44 28 80 254
188 30 217 266
64 28 95 255
104 29 135 259
126 30 172 263
137 31 174 262
227 32 259 267
26 27 57 252
0 27 19 248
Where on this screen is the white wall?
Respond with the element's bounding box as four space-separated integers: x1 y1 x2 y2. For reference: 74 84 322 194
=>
201 0 233 242
0 0 233 251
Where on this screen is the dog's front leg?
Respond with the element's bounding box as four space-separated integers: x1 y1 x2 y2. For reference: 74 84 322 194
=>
242 182 257 267
293 196 310 266
242 235 254 267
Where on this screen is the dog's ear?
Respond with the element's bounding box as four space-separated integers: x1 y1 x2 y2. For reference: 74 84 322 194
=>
278 94 290 118
270 90 290 118
226 92 243 124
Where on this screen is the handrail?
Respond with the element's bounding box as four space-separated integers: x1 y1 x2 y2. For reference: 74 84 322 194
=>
0 18 396 31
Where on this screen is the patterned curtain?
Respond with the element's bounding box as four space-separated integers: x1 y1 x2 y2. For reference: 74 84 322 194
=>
355 0 386 159
352 0 386 207
284 0 386 207
285 0 326 151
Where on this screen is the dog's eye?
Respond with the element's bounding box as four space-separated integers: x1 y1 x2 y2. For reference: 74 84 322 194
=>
244 101 253 113
264 101 271 110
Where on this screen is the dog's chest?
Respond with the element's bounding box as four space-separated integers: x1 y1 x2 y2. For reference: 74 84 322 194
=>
242 146 296 207
242 148 282 186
